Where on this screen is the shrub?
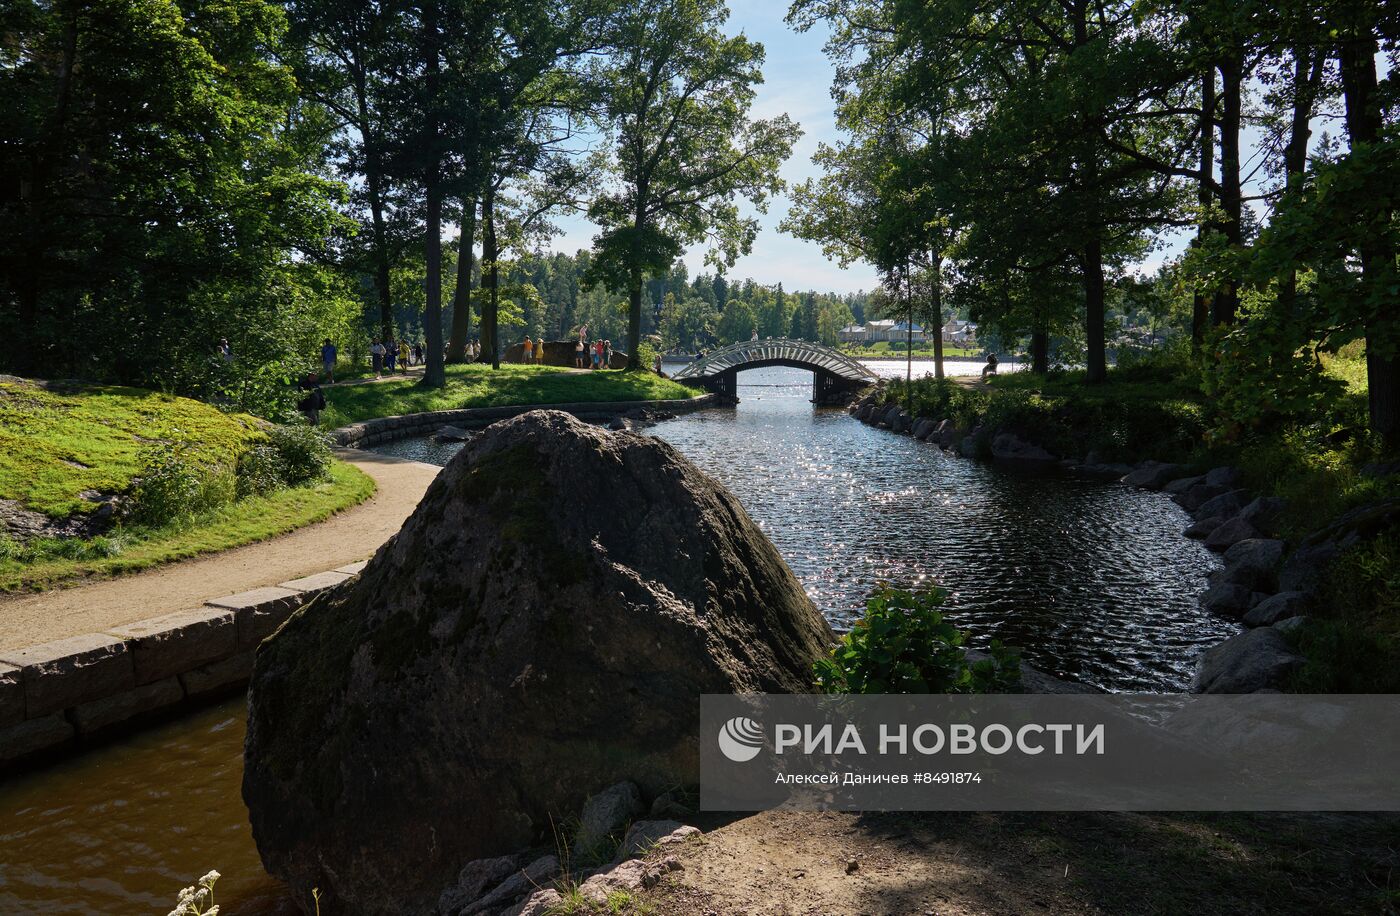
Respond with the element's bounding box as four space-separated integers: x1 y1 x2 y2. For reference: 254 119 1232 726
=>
814 586 1021 694
236 443 285 499
265 424 333 486
131 438 235 527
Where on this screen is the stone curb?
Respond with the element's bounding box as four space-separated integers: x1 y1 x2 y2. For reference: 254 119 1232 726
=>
0 561 369 770
328 393 717 448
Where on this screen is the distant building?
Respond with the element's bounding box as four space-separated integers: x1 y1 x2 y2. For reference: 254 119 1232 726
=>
863 319 897 342
889 321 928 343
943 318 978 345
837 324 866 343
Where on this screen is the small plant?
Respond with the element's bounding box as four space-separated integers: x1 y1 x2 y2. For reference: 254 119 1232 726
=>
167 869 220 916
814 586 1021 694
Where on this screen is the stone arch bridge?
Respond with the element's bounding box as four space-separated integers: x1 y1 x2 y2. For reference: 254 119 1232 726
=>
669 338 878 404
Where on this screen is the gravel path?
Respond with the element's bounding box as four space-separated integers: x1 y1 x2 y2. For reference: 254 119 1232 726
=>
0 449 439 652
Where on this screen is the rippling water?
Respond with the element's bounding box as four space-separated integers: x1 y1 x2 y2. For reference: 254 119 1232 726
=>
0 363 1234 914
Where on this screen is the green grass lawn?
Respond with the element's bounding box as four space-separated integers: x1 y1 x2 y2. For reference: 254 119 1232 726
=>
0 378 375 592
319 363 700 428
0 379 265 519
841 342 983 359
1 460 374 591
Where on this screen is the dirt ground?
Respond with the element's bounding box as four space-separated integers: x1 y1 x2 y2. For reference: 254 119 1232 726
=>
638 809 1400 915
0 449 439 652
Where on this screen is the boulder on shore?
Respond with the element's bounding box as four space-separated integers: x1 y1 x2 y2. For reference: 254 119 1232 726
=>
1194 628 1304 693
242 410 834 915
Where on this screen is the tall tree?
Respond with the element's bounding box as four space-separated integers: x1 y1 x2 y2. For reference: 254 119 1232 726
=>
587 0 799 368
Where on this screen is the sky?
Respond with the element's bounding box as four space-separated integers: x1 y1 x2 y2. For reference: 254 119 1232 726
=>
544 1 881 295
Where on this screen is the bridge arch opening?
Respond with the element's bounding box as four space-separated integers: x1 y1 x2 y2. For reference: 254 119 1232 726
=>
670 338 877 406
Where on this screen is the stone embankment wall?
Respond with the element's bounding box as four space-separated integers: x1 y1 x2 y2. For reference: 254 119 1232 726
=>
331 394 715 448
0 562 366 770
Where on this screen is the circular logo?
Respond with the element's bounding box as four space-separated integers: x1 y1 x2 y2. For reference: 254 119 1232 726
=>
717 716 764 763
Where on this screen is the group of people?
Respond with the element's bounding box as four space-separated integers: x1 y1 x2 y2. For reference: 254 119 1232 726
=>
519 337 547 364
572 326 613 369
368 337 423 377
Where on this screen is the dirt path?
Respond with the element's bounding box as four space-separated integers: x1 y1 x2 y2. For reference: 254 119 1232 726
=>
0 450 439 652
639 809 1400 915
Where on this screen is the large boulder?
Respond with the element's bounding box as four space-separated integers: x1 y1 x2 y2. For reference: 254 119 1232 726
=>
1194 628 1304 693
990 432 1057 466
242 410 834 914
1121 461 1187 490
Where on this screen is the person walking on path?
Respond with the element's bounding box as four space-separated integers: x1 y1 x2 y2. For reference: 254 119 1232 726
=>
522 336 534 365
384 337 398 374
604 339 613 368
398 340 410 372
370 339 385 377
575 338 585 368
321 338 337 382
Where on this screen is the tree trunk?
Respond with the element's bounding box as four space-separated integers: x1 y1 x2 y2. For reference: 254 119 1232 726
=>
930 254 945 381
626 272 643 370
419 3 445 389
447 201 475 362
1213 50 1244 326
1340 33 1400 449
1031 326 1049 375
480 185 500 369
1191 67 1215 348
1278 48 1321 317
905 285 913 408
1083 238 1106 384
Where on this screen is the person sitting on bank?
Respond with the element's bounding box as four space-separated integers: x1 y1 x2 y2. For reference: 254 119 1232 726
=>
981 351 999 381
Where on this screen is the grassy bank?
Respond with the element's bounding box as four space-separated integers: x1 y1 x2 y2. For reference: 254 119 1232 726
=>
0 379 264 518
840 341 982 359
319 363 699 428
1 460 375 591
884 363 1208 464
0 379 375 592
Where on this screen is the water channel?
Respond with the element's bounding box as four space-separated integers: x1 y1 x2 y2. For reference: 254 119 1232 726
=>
0 360 1234 913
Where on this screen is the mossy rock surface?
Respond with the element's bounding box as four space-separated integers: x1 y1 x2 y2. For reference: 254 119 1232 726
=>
242 410 833 915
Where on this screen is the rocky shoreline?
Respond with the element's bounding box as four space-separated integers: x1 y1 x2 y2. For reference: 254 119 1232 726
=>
845 389 1368 695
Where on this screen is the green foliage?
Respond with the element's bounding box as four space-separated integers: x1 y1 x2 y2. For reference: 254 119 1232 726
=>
265 424 335 486
889 369 1207 463
131 439 237 528
0 0 357 412
814 586 1021 694
1199 290 1346 446
1289 530 1400 693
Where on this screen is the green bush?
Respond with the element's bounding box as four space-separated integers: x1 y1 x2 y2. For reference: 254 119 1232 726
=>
265 424 333 486
236 443 286 498
814 586 1021 694
131 438 236 527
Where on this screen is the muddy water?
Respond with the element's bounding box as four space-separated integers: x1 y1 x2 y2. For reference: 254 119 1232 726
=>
0 701 293 914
